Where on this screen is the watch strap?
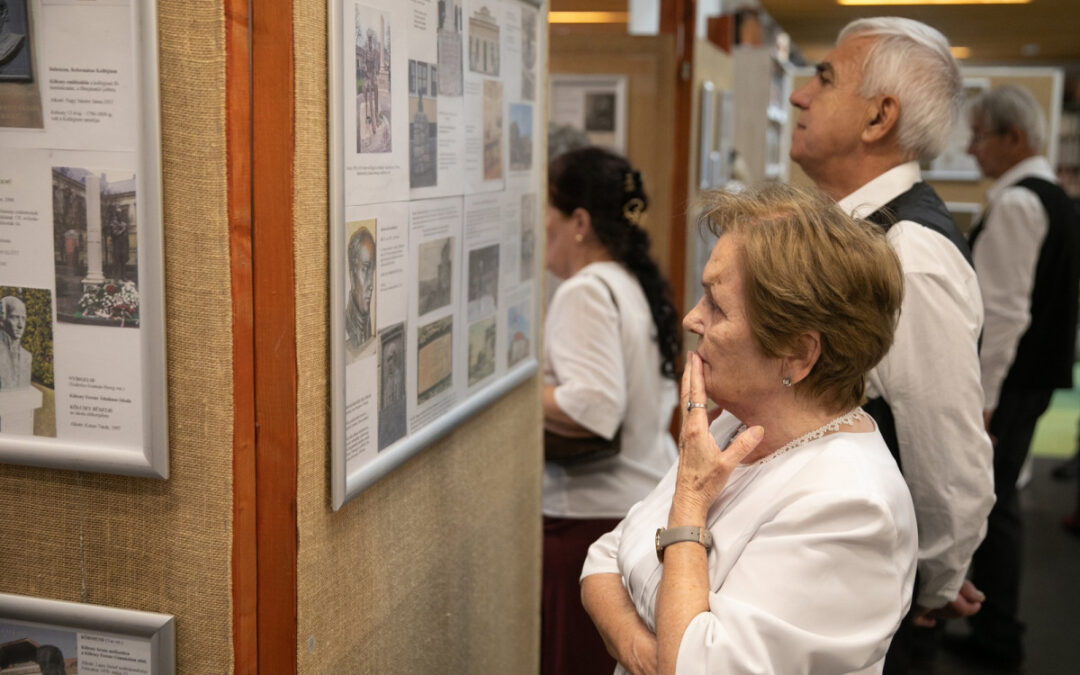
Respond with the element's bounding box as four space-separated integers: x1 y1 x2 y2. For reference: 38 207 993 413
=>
655 526 713 562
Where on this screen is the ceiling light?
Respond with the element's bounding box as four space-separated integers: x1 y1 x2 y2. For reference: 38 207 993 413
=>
838 1 1030 5
950 46 971 58
548 12 629 24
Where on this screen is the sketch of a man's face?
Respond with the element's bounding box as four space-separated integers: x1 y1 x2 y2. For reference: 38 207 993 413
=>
2 297 26 342
348 229 375 314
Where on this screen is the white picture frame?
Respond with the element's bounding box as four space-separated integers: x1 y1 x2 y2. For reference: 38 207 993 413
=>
0 0 168 478
0 593 175 674
328 0 544 510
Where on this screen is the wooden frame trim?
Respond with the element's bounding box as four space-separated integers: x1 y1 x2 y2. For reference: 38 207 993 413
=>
661 0 695 321
226 0 258 672
251 1 298 673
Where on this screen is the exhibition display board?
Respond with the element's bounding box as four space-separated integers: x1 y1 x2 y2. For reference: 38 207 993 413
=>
0 593 175 674
329 0 544 509
0 0 168 477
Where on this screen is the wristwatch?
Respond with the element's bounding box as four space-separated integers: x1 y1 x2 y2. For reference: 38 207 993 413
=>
655 526 713 563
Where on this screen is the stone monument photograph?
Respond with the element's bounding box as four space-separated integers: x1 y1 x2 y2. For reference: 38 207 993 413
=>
51 167 140 328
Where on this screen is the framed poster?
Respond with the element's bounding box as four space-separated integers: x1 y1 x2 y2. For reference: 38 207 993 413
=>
921 77 990 181
329 0 543 509
0 1 168 477
0 593 174 674
549 73 627 154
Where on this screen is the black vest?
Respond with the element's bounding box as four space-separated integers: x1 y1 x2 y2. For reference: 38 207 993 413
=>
970 176 1080 392
862 181 970 466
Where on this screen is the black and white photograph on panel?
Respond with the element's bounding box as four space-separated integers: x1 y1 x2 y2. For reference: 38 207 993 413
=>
584 91 617 132
0 0 32 83
417 236 453 317
466 243 498 323
482 79 503 181
467 316 495 386
0 620 78 673
436 0 462 97
416 314 452 404
51 167 139 328
377 322 406 450
508 103 533 171
467 5 499 76
0 0 40 130
355 3 392 153
520 193 536 282
408 59 438 188
0 286 55 438
520 5 537 101
344 220 377 361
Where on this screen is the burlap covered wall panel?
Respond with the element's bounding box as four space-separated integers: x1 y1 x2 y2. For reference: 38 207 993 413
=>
293 1 543 672
0 3 235 673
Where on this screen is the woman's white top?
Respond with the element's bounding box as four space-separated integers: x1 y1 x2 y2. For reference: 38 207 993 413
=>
543 261 678 518
582 411 918 674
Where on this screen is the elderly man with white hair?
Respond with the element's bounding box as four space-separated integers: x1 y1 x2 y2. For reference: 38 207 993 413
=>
789 17 995 673
957 84 1080 671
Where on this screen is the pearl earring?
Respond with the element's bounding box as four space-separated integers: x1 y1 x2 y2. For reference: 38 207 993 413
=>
782 377 792 388
575 233 584 243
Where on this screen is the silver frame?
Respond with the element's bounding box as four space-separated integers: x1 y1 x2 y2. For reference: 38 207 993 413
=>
0 1 168 478
0 592 175 673
328 0 539 510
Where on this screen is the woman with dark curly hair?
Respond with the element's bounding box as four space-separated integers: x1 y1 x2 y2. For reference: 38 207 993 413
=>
541 147 681 675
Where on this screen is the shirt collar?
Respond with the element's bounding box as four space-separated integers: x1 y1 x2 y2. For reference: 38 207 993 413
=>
838 162 922 220
987 155 1057 202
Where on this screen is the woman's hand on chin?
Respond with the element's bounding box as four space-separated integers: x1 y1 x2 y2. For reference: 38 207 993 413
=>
674 352 763 520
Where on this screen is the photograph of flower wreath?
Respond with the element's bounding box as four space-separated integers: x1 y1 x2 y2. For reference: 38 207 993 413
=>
51 166 139 328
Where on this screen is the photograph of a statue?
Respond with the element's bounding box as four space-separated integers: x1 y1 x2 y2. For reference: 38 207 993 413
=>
0 295 31 390
0 0 42 129
0 287 55 437
0 0 32 82
51 167 140 328
355 3 392 154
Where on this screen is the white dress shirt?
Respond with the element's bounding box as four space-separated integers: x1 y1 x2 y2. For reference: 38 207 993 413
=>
840 162 995 609
582 412 917 675
973 155 1058 410
543 261 678 518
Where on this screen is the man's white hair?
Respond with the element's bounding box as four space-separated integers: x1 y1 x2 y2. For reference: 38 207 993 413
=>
839 17 962 163
967 84 1046 153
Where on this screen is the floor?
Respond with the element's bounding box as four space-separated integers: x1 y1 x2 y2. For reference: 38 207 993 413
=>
934 457 1080 674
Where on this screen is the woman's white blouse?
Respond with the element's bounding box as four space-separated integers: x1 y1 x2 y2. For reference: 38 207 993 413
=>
582 411 918 674
543 261 678 518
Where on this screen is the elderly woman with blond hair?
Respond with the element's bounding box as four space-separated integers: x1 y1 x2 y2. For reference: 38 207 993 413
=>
581 184 917 674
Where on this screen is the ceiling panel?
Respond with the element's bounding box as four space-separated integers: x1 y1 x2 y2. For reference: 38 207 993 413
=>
759 0 1080 64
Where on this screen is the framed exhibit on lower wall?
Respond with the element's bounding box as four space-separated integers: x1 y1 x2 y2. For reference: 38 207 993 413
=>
0 1 168 477
0 593 175 674
328 0 545 509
